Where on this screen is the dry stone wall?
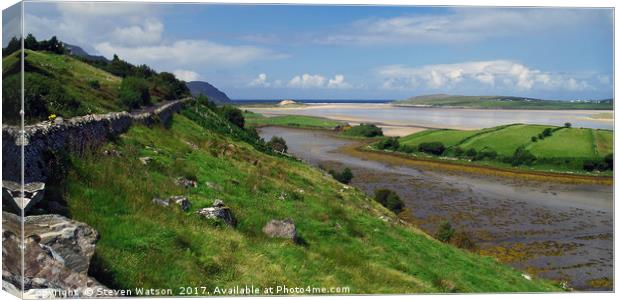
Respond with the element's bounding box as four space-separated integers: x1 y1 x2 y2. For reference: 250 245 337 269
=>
2 99 190 183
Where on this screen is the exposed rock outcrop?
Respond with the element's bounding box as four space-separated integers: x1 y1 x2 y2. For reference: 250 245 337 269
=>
263 219 297 240
152 196 191 211
2 212 107 297
196 200 236 226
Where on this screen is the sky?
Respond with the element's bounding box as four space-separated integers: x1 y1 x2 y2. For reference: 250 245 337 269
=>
6 2 614 100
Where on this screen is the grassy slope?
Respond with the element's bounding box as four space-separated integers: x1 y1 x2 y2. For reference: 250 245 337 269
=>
395 95 613 110
244 111 343 130
3 50 123 114
61 105 558 294
400 129 481 148
527 128 595 158
459 125 549 156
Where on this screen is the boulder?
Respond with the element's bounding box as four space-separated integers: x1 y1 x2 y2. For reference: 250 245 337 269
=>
262 219 297 240
212 199 225 207
152 197 170 207
2 212 107 296
196 200 235 226
2 180 45 213
176 177 198 188
169 196 191 211
152 196 190 211
139 156 153 165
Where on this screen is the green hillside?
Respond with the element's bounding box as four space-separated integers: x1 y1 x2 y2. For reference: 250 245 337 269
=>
395 94 613 110
2 43 189 125
244 111 344 130
385 124 613 174
53 102 559 294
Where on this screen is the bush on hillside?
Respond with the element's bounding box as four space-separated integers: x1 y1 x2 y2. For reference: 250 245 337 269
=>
154 72 191 100
329 167 353 184
3 72 84 124
435 221 455 243
376 137 400 150
465 148 477 158
418 142 446 155
510 146 536 166
118 76 151 110
604 153 613 170
344 123 383 137
564 122 572 128
450 231 477 250
24 34 65 54
374 189 404 213
398 144 416 154
266 136 288 153
220 105 245 128
542 128 553 137
531 136 538 142
452 146 465 157
474 148 497 161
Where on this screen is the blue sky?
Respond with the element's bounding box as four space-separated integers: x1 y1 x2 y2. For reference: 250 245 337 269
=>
14 2 614 100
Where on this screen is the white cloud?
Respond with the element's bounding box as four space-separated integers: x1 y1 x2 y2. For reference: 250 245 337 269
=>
378 60 597 92
318 8 610 45
249 73 271 87
287 74 351 89
327 74 352 88
172 69 200 81
112 19 163 46
288 74 326 88
95 39 283 68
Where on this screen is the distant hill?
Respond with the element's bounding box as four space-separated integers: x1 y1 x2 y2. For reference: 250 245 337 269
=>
64 43 110 62
394 94 613 110
186 81 232 104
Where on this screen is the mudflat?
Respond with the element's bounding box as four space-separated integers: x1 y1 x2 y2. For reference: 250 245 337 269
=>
259 126 613 290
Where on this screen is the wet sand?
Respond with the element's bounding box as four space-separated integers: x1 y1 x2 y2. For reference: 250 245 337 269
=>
259 126 614 290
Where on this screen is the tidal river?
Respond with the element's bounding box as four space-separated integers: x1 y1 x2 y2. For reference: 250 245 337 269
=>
248 103 613 132
259 126 613 291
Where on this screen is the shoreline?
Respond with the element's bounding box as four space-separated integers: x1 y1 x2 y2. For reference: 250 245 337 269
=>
340 141 613 185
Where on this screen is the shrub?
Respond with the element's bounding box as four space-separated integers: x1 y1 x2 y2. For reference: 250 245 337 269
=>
474 148 497 161
374 189 404 213
465 148 477 158
154 72 190 100
118 76 151 110
220 105 245 129
450 232 477 250
376 137 400 150
397 144 416 154
435 221 454 243
511 146 536 166
583 160 596 172
538 133 544 140
418 142 445 155
564 122 572 128
88 80 101 89
343 123 383 137
266 136 288 153
542 128 553 137
329 167 353 184
452 146 464 157
531 136 538 142
604 153 613 170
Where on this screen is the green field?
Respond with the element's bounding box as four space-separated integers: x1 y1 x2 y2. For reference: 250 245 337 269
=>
392 124 613 174
527 128 595 158
400 129 481 148
244 111 344 129
459 124 549 156
395 94 613 110
55 102 559 293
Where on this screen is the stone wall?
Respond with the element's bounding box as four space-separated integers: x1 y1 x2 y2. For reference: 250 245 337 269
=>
2 99 191 183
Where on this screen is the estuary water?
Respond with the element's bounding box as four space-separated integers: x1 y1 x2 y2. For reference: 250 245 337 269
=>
259 126 613 291
248 103 613 131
